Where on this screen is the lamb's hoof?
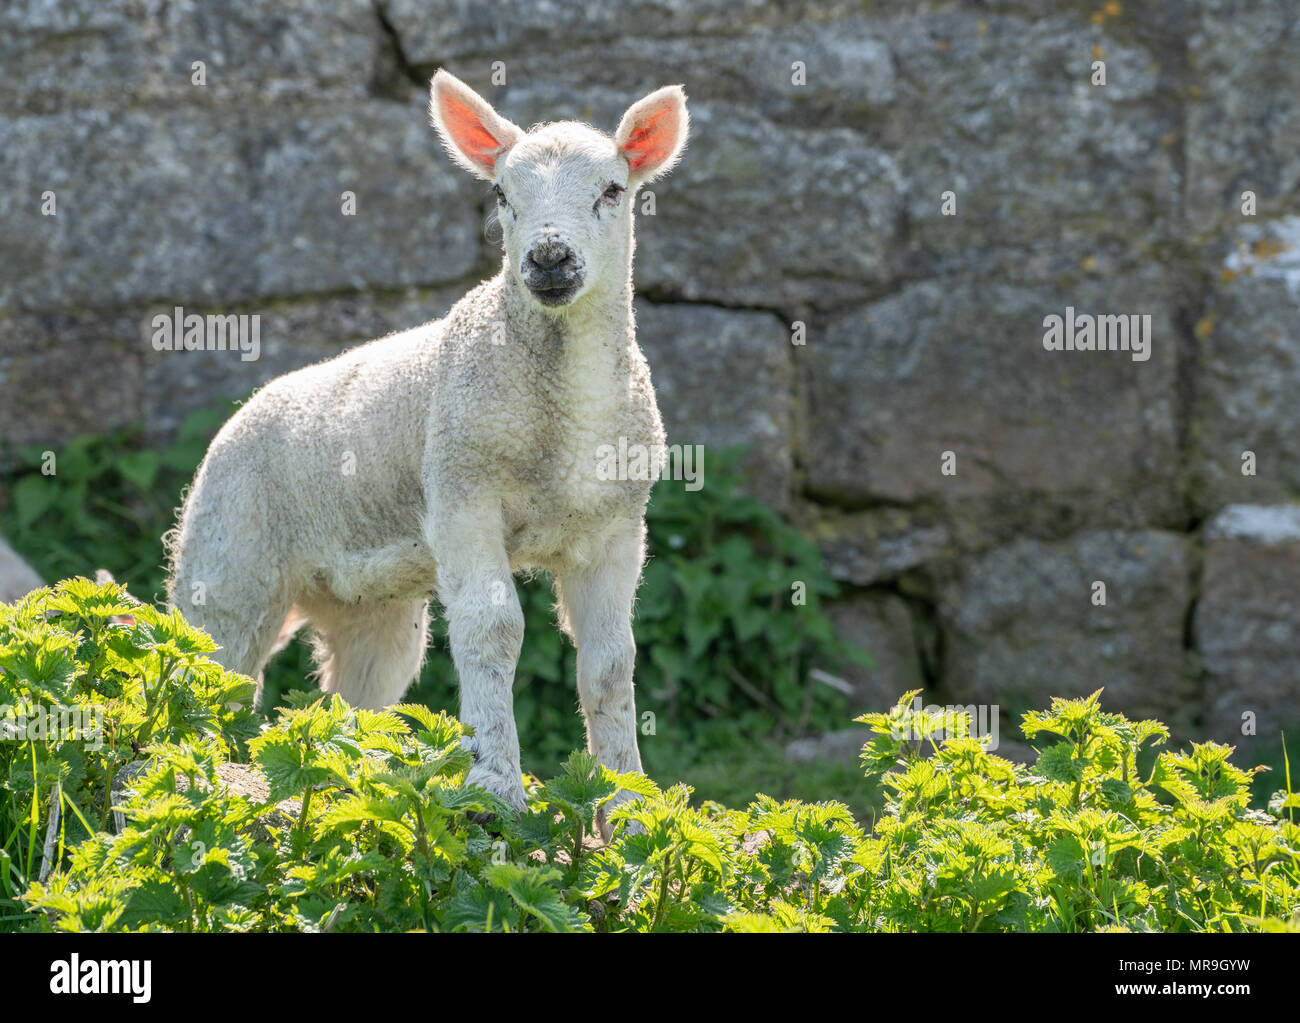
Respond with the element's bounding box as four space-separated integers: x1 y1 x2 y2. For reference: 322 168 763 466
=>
465 761 527 818
466 809 501 831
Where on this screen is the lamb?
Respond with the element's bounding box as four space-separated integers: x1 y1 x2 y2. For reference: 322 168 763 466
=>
164 71 689 828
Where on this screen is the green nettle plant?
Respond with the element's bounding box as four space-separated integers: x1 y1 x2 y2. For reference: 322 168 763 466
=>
0 578 257 926
4 580 1298 933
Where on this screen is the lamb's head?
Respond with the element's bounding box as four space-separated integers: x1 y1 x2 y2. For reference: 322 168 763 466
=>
430 70 689 310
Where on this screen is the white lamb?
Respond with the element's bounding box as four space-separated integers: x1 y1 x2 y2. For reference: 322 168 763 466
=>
165 71 689 827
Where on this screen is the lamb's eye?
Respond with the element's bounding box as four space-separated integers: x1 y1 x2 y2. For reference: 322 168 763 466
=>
493 184 507 206
600 183 625 204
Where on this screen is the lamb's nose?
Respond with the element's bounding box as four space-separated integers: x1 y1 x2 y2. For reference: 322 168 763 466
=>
528 242 573 270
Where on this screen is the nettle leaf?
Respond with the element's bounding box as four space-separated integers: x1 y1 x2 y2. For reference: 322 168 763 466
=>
119 875 190 929
251 733 335 802
421 783 499 816
613 816 680 870
46 577 140 621
511 807 563 851
722 910 795 933
414 742 475 780
352 707 410 739
116 450 161 492
606 769 661 802
12 474 58 528
130 606 219 657
0 627 81 700
442 880 516 932
1100 778 1133 805
967 867 1020 908
320 794 411 830
538 751 618 824
1038 742 1088 784
580 847 630 900
482 862 590 932
1268 790 1300 814
1021 690 1103 742
675 818 727 875
286 846 388 889
1046 834 1087 882
767 899 837 933
186 854 258 906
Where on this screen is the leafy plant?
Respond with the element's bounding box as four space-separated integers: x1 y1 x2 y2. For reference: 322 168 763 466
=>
0 577 257 926
0 403 237 600
5 583 1297 933
855 690 1300 931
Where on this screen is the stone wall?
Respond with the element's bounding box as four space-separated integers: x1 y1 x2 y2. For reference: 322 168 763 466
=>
1 0 1297 754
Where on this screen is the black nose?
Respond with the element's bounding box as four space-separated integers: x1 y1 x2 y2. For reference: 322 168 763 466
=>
527 241 575 271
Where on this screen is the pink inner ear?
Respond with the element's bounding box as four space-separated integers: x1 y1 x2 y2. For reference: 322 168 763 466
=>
441 92 501 169
622 104 677 171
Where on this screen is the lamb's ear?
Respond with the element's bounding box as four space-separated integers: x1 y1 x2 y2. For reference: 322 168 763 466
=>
429 69 523 180
615 85 689 187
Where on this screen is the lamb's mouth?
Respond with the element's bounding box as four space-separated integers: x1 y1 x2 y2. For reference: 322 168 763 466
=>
528 280 582 307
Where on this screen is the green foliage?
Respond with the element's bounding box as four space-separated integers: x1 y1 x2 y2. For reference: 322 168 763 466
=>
636 456 865 742
4 586 1298 933
0 403 237 599
855 689 1300 931
0 577 258 926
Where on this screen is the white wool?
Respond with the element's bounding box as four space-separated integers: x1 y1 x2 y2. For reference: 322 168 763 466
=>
166 71 688 826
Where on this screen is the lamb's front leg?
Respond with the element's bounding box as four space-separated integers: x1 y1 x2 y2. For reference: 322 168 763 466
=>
557 520 648 840
432 507 528 812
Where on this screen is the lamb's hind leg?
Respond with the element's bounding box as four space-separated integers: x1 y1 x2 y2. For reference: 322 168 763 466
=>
303 597 430 711
168 541 294 709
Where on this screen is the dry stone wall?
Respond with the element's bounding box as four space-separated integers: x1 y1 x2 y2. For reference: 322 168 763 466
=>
2 0 1297 753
